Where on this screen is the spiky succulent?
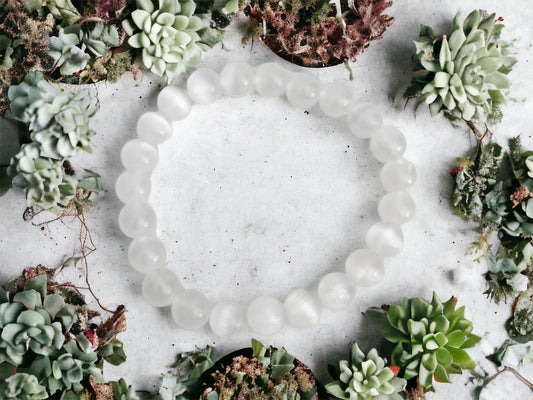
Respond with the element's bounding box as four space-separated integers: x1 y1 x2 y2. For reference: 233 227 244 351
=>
383 292 480 388
1 373 48 400
406 10 516 122
123 0 219 80
326 343 404 400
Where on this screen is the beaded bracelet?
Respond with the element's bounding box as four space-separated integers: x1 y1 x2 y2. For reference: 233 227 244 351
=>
116 62 417 337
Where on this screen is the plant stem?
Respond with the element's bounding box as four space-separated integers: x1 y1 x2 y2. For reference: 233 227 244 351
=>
485 366 533 391
464 119 488 142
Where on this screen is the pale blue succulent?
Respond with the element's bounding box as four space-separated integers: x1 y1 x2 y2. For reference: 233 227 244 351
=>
49 25 90 76
1 373 48 400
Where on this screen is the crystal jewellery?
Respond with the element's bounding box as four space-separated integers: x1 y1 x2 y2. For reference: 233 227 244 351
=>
116 62 417 337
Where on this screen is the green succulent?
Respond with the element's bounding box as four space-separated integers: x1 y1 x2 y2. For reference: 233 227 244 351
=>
123 0 218 79
49 25 91 76
0 34 14 68
111 378 140 400
1 373 48 400
406 9 516 122
0 274 76 366
85 22 121 57
383 292 481 388
8 143 78 211
47 0 82 25
325 343 404 400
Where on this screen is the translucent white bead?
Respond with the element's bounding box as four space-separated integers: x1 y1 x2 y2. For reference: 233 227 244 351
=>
254 62 287 97
286 72 320 109
380 159 417 192
209 301 243 337
378 191 416 225
347 103 383 139
365 222 404 257
128 237 166 273
120 139 158 175
284 289 320 329
369 126 406 162
317 272 354 310
142 269 184 307
118 202 157 238
247 296 284 335
345 249 385 287
115 171 151 203
137 112 173 145
157 86 191 121
187 68 221 104
220 62 255 97
319 81 357 118
171 289 211 330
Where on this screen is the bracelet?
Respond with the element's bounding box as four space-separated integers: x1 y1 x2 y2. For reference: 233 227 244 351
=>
116 62 417 337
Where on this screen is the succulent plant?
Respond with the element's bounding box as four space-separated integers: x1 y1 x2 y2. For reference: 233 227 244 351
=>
49 25 91 76
7 143 78 211
383 292 480 388
47 0 82 25
406 9 516 123
1 373 48 400
326 343 404 400
111 378 140 400
123 0 218 80
0 34 14 68
85 22 121 57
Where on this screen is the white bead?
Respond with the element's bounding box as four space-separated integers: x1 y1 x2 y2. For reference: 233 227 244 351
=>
319 80 357 118
118 202 157 238
142 269 184 307
172 289 211 330
284 289 320 329
115 171 151 203
220 62 255 97
209 301 243 337
187 68 221 104
347 103 383 139
378 192 416 225
137 112 173 145
286 72 320 109
365 222 404 257
247 296 284 335
345 249 385 287
128 237 166 273
317 272 354 310
120 139 158 175
380 159 417 192
157 86 192 121
369 126 407 162
254 62 287 97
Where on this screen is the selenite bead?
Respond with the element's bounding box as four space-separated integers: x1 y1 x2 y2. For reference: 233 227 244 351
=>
115 171 151 203
157 86 192 121
317 272 354 311
347 103 384 139
172 289 212 330
142 269 184 307
220 62 255 97
128 237 166 273
380 159 417 192
209 301 243 337
286 72 320 109
284 289 320 329
319 80 357 118
137 112 173 145
365 222 404 257
247 296 284 335
345 249 385 287
378 191 416 225
254 62 287 97
120 139 158 175
187 68 221 104
369 126 407 162
118 202 157 238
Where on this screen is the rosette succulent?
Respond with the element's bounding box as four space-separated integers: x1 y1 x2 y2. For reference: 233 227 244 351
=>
123 0 217 80
326 343 404 400
383 292 480 388
1 373 48 400
406 9 516 122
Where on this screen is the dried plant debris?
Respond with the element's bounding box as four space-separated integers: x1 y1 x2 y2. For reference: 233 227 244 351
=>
243 0 393 68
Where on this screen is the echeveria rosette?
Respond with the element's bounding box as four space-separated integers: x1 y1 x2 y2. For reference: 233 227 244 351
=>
326 343 404 400
406 10 516 123
1 373 48 400
384 292 481 388
124 0 216 80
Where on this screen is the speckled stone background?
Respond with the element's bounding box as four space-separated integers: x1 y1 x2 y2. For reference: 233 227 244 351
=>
1 1 533 399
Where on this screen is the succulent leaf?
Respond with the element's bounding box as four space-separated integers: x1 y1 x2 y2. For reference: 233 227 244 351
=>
1 372 48 400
